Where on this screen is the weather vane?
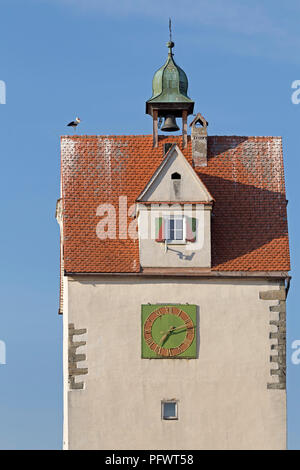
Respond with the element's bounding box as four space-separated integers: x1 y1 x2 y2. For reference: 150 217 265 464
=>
169 18 172 42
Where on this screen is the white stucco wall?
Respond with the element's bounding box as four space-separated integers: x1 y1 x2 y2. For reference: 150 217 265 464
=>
65 276 286 450
62 274 69 450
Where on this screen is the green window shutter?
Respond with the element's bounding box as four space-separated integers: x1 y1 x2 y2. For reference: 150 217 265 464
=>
155 217 165 242
186 217 197 242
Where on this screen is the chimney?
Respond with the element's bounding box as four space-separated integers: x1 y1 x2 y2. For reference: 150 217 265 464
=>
190 113 208 168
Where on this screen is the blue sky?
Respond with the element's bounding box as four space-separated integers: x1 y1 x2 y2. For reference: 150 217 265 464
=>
0 0 300 449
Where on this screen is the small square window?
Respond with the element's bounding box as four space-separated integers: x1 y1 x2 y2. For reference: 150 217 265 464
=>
162 401 178 420
165 216 185 244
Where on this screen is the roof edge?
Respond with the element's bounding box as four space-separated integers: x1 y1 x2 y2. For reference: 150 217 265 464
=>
65 270 290 279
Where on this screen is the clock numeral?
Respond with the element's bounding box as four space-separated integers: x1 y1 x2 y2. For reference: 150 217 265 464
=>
186 329 195 340
159 348 167 357
181 342 189 352
146 338 155 348
179 310 189 320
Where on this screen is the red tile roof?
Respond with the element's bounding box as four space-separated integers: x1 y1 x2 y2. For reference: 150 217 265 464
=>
61 135 290 273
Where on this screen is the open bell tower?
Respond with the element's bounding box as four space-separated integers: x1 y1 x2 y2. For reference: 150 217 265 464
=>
146 22 194 149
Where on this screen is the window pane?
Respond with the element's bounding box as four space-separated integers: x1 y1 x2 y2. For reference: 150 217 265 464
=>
175 230 183 240
165 216 184 241
163 402 177 419
175 219 183 230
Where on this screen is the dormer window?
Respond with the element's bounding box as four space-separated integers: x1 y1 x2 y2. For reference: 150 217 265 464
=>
155 215 196 244
165 215 185 243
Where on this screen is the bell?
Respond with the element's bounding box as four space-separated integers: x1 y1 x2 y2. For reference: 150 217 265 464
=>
161 115 180 132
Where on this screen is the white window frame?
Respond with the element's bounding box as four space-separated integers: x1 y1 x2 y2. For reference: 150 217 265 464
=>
164 215 186 245
161 400 178 420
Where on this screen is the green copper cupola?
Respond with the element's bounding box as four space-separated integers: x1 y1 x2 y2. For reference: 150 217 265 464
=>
146 36 194 148
147 41 193 107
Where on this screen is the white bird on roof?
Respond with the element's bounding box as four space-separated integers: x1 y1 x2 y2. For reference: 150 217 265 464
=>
67 117 81 131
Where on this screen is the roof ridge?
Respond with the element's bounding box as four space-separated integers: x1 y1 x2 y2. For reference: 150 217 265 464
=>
60 134 282 139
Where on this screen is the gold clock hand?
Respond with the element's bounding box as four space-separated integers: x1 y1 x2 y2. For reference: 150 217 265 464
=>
159 327 174 346
171 324 195 332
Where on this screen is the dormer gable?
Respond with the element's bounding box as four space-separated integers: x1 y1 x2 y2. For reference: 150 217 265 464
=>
137 144 213 203
137 145 213 269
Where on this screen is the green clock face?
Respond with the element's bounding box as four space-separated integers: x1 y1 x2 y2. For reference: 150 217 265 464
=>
141 304 197 359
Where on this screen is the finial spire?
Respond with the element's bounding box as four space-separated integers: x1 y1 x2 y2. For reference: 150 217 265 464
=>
167 18 174 55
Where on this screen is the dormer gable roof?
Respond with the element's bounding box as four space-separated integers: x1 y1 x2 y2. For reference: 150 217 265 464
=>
137 144 214 203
